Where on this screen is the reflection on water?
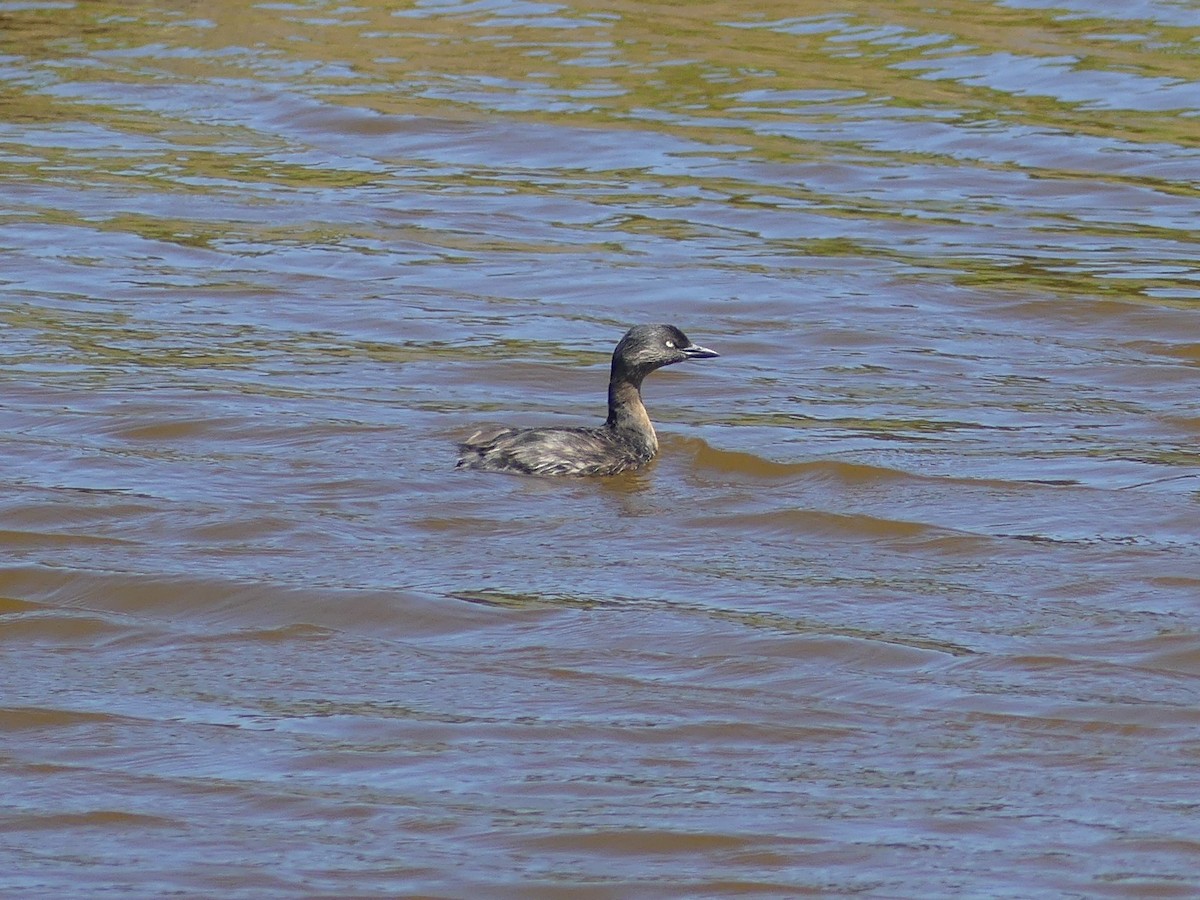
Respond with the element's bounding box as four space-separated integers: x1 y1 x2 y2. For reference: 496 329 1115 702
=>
2 0 1199 896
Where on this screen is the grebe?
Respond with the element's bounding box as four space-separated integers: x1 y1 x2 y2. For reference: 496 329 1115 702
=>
456 324 719 476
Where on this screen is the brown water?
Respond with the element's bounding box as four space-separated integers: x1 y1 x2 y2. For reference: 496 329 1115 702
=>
3 1 1199 896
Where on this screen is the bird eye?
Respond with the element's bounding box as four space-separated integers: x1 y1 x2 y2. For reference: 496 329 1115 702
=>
665 340 675 348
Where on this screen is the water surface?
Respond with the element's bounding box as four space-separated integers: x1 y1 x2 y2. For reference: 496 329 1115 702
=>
2 0 1199 896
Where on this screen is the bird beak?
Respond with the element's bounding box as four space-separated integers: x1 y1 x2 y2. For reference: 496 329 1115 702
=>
682 343 719 359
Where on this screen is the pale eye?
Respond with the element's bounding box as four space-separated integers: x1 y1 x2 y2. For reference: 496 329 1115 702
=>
665 340 675 348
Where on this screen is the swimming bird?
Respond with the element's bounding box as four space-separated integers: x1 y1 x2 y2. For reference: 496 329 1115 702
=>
456 324 719 476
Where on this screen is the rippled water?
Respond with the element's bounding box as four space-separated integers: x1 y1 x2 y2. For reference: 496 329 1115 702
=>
3 0 1199 896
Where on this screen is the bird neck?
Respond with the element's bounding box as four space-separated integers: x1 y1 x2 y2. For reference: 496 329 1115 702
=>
605 372 657 453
